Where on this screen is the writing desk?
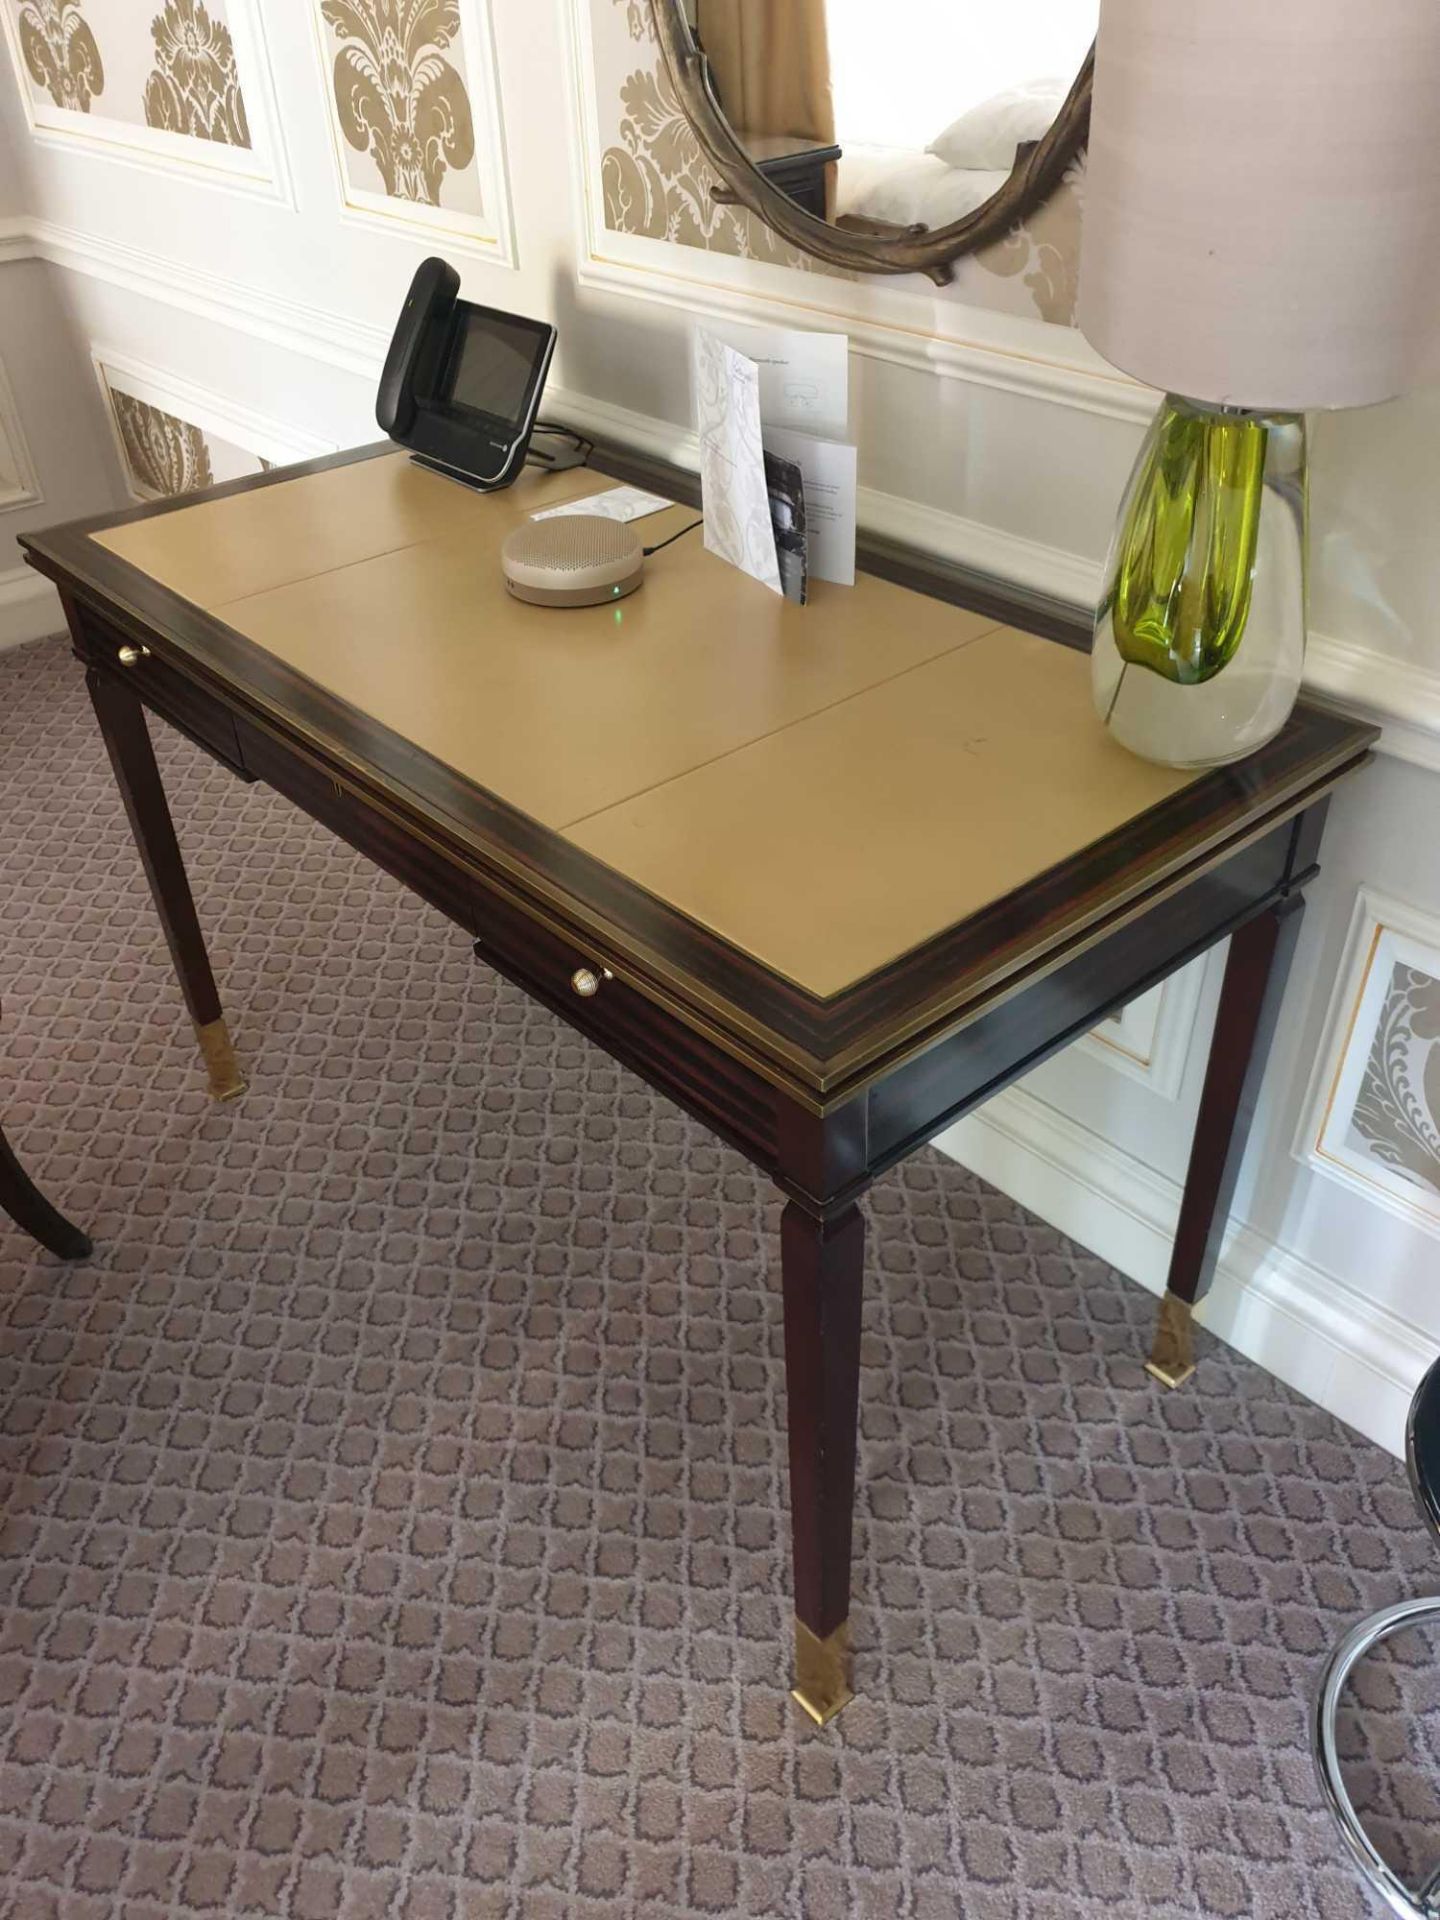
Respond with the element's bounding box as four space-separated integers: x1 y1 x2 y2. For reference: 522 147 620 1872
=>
21 442 1376 1724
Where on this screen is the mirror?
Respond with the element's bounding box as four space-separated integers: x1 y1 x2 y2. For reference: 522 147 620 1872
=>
648 1 1096 284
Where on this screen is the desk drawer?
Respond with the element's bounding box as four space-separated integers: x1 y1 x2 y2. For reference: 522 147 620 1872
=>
238 714 780 1167
472 891 780 1167
236 719 483 933
72 608 247 775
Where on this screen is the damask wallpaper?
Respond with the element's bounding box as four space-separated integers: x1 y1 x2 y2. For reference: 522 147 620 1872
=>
13 0 102 113
590 0 1085 326
145 0 250 144
7 0 251 146
317 0 485 216
1309 905 1440 1236
1346 963 1440 1200
598 3 820 276
106 388 267 501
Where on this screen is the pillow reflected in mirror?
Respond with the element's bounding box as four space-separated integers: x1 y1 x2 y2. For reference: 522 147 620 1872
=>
927 80 1072 172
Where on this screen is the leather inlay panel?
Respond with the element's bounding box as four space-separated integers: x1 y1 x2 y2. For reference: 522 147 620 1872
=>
89 456 1001 833
199 511 999 830
82 453 1204 1004
90 455 614 610
567 628 1201 998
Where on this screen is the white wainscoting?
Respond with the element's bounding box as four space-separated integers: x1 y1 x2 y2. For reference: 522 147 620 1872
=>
1297 886 1440 1241
0 216 392 380
941 1087 1435 1457
91 345 336 495
1078 964 1208 1103
0 349 42 514
0 563 61 651
1303 632 1440 779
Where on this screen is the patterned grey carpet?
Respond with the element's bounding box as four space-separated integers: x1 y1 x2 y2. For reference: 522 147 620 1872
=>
1 631 1437 1919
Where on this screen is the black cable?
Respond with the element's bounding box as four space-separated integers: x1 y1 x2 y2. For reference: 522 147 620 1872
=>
644 519 704 557
526 423 594 473
533 423 594 455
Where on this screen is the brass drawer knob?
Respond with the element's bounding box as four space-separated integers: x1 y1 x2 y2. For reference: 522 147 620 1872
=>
571 967 611 999
116 645 151 667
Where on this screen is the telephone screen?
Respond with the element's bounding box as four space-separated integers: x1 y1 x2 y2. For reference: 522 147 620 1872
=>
442 308 552 433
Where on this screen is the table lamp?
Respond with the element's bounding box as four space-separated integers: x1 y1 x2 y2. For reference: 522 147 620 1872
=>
1078 0 1440 769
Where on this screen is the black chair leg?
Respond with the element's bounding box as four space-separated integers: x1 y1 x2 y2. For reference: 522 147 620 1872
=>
0 1125 92 1260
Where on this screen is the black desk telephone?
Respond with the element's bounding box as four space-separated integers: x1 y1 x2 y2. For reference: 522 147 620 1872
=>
376 257 558 492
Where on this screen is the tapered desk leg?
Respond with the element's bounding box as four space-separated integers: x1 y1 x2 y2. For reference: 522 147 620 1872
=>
0 1126 92 1259
1150 896 1305 1387
781 1198 865 1725
86 669 245 1102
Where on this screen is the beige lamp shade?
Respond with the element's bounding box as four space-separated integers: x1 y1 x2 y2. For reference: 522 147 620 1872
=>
1079 0 1440 411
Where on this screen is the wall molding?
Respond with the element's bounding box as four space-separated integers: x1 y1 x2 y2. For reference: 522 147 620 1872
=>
1295 885 1440 1241
0 565 62 653
0 352 43 514
0 0 295 209
1305 629 1440 778
304 0 518 270
0 222 37 267
0 215 393 380
3 213 1437 769
1077 957 1209 1103
939 1085 1437 1458
551 381 1109 604
578 250 1156 428
92 346 337 484
553 384 1440 771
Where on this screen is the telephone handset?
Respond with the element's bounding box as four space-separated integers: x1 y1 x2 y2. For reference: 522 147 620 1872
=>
376 256 459 443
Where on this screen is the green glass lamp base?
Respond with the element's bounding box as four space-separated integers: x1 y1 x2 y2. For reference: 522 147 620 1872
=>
1093 395 1308 770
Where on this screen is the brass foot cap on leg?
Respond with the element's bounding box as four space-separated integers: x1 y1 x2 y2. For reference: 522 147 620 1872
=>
1146 1292 1196 1390
791 1619 854 1727
1145 1358 1197 1390
195 1018 247 1103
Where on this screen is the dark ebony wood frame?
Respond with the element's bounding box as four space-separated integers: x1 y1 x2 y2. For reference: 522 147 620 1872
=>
20 438 1377 1723
3 1004 92 1260
0 1129 92 1261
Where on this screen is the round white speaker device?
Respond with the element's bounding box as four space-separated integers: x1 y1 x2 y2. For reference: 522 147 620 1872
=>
502 516 646 609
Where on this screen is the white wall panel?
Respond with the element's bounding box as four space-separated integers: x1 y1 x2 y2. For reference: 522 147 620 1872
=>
0 347 40 510
0 254 126 643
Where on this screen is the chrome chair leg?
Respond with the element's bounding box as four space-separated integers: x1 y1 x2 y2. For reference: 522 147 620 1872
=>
1313 1595 1440 1920
1418 1858 1440 1915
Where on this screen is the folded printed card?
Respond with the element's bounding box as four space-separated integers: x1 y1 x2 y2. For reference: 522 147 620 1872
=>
694 330 783 598
762 427 857 588
531 485 675 525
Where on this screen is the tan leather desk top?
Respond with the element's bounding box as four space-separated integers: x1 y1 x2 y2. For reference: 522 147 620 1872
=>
93 453 1197 998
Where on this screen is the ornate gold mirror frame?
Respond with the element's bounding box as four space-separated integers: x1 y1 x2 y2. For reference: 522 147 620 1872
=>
645 1 1093 287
